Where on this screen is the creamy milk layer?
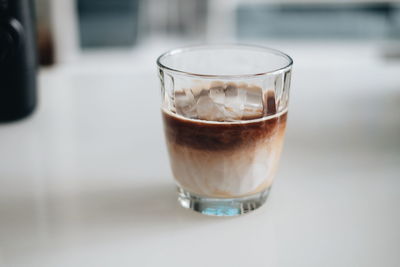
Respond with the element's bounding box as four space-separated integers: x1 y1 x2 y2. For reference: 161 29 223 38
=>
162 109 287 198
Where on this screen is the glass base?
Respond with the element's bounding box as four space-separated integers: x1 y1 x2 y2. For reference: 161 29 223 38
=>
177 187 271 216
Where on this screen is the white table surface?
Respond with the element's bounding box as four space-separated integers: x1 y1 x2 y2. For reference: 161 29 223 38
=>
0 42 400 267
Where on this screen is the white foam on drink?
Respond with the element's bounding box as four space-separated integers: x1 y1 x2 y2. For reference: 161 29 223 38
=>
162 107 288 125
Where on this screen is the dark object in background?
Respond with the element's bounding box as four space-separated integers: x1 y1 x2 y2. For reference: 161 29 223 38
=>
36 0 55 66
37 25 54 66
77 0 139 48
0 0 37 122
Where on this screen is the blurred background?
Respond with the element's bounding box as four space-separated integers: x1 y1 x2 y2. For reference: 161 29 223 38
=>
35 0 400 63
33 0 400 147
0 0 399 266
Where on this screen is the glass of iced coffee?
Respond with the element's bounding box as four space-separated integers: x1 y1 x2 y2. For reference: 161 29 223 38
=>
157 45 293 216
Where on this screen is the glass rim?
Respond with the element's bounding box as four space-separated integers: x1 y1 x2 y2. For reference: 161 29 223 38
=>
156 44 293 79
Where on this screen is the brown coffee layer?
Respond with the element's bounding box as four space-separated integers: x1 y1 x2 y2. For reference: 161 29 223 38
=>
162 111 287 151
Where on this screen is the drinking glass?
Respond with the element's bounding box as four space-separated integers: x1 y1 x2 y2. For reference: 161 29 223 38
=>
157 44 293 216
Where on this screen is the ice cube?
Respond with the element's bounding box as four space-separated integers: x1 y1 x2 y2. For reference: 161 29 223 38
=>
196 93 225 121
174 89 197 118
176 83 265 121
223 83 245 120
223 83 264 120
209 85 225 105
190 86 206 99
242 85 264 120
